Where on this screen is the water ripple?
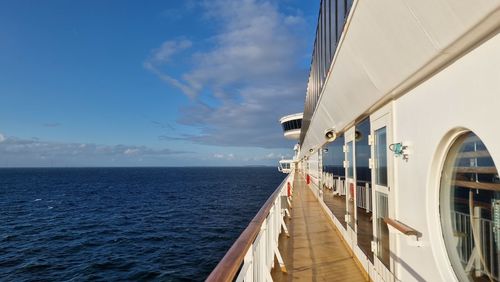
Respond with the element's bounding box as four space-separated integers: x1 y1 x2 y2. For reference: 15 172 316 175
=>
0 167 283 281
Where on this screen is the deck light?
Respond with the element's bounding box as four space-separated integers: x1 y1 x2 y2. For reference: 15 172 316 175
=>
324 128 337 142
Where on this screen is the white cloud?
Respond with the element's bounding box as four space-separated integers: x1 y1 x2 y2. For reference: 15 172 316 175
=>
144 38 197 99
266 152 275 158
0 133 5 143
124 148 140 155
0 135 190 166
146 0 309 149
149 39 192 64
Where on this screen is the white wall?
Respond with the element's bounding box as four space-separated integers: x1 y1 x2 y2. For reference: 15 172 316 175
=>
393 31 500 281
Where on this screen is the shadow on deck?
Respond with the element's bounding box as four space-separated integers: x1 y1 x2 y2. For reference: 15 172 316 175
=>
271 174 368 281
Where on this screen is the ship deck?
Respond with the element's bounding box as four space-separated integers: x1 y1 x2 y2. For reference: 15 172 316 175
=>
271 174 368 281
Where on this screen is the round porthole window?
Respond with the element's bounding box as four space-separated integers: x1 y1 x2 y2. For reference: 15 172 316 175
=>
440 132 500 281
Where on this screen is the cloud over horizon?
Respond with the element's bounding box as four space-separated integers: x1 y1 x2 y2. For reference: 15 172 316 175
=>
0 134 190 167
145 0 309 149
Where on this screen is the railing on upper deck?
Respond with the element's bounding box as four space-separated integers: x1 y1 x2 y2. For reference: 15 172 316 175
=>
300 0 354 144
206 174 293 282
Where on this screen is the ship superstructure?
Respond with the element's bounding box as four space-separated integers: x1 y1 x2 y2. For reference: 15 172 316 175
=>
208 1 500 281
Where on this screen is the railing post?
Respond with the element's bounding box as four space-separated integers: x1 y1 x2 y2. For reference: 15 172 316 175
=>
366 182 370 212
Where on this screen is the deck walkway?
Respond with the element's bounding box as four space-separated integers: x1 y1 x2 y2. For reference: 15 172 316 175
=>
271 174 368 282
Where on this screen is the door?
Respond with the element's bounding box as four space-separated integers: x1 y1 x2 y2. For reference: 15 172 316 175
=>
344 127 357 248
370 107 395 280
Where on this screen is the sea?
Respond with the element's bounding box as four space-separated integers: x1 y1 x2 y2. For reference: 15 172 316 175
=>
0 167 284 281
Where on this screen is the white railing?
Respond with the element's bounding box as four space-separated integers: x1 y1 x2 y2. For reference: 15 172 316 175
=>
336 177 346 195
207 175 292 282
322 172 371 212
356 182 372 212
322 172 346 196
452 210 499 281
237 192 285 282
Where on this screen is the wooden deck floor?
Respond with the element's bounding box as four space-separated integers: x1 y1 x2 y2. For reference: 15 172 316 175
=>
322 186 374 263
271 175 368 282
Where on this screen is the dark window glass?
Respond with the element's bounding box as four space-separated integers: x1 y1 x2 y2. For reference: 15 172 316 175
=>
323 134 345 176
330 0 337 57
347 0 354 14
323 0 330 75
355 118 371 182
337 0 345 41
319 13 323 84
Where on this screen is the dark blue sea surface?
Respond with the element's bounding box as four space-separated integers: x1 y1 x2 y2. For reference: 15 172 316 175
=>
0 167 284 281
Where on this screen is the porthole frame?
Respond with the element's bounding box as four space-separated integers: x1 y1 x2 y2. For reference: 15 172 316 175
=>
428 127 470 282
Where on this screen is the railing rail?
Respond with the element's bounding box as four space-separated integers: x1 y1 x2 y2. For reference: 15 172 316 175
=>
356 182 372 212
206 174 292 282
322 172 371 212
452 210 499 280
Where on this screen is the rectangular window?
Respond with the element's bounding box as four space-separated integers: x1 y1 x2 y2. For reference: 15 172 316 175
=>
375 127 388 186
324 0 330 68
347 141 353 178
376 192 390 268
347 0 354 14
337 0 345 41
330 0 337 58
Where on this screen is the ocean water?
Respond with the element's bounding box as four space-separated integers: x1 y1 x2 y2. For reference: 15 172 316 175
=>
0 167 284 281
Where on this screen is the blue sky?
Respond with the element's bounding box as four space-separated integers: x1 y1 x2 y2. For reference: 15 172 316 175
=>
0 0 319 167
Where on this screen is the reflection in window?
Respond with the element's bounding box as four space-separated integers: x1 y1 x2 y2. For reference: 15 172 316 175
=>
440 132 500 281
323 134 345 177
356 118 371 182
375 127 388 186
330 0 337 56
376 192 390 268
337 0 345 41
347 141 354 178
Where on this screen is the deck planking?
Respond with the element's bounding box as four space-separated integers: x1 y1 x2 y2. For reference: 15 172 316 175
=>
271 175 368 282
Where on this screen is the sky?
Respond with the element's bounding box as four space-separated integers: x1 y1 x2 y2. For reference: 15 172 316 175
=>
0 0 319 167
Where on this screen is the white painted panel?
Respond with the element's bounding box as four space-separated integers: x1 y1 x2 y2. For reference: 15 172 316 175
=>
299 0 500 159
393 29 500 282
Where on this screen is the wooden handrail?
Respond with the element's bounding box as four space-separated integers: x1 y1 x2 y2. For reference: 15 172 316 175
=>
384 218 421 237
206 175 290 282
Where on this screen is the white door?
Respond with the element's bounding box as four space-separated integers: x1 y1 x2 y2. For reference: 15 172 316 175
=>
370 107 395 281
344 127 357 248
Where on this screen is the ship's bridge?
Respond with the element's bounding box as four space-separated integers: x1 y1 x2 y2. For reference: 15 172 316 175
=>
279 113 303 140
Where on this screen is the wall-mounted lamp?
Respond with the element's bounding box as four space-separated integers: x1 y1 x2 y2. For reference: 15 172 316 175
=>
389 142 410 161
